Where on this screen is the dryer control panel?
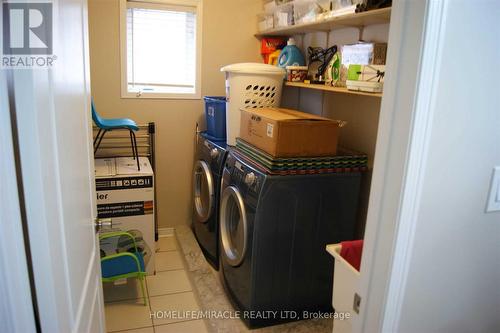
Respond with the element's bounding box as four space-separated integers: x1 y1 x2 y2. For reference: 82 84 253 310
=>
224 152 264 196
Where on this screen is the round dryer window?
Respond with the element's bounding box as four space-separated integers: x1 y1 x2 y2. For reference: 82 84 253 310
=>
220 186 248 267
193 160 214 223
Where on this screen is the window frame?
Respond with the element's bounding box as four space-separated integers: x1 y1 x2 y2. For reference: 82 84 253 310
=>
119 0 203 99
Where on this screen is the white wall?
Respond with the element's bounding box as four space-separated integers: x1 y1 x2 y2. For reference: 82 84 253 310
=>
88 0 262 228
396 1 500 332
280 24 389 237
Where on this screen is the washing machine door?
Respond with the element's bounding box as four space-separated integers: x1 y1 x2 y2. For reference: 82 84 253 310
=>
193 160 214 223
220 186 248 267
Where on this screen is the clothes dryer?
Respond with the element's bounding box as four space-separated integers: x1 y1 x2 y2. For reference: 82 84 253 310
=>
219 149 361 328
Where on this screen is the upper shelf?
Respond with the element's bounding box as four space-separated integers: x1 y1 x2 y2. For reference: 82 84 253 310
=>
255 7 391 37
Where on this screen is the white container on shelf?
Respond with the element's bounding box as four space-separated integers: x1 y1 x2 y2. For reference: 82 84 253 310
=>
274 2 294 27
263 0 277 14
220 63 285 146
326 243 360 333
293 0 324 24
258 13 274 31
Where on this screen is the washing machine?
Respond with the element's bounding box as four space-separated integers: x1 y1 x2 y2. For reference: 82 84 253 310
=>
219 149 362 328
192 132 228 270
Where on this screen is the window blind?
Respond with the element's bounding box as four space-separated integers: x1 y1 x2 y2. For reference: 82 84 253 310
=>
126 2 197 94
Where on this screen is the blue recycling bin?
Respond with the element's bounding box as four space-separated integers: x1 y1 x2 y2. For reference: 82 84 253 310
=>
204 96 227 140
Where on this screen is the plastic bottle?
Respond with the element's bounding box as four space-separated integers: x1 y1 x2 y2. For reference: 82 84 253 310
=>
277 38 306 68
268 49 282 65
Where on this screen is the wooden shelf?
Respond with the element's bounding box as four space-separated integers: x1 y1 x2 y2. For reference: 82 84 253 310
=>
284 82 382 98
255 7 391 37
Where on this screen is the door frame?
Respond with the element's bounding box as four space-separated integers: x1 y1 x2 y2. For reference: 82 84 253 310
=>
354 0 448 332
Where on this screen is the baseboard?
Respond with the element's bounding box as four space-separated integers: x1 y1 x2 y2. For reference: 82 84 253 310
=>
158 227 175 236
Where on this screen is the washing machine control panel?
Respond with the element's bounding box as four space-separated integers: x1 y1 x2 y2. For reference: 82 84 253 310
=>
202 138 227 171
210 148 219 159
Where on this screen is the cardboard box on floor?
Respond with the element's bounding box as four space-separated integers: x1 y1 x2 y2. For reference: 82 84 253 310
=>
239 107 346 157
95 157 155 275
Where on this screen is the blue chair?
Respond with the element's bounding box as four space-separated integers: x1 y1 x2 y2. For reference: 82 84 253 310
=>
92 100 140 171
100 231 148 305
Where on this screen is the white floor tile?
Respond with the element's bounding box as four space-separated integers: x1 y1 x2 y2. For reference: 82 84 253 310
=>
157 236 177 252
146 270 191 297
103 279 147 303
113 327 154 333
155 251 184 272
154 319 208 333
149 292 200 326
104 298 152 332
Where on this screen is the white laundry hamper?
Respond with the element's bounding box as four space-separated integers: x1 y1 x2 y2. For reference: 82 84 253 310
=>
220 63 285 145
326 243 361 333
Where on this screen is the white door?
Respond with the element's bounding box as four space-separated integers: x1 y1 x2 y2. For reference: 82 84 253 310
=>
4 1 106 332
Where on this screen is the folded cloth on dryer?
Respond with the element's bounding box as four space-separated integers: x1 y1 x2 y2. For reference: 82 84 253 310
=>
340 240 364 271
234 138 368 175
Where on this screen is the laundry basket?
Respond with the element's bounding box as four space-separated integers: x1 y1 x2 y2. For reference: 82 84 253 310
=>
326 243 361 333
221 63 285 145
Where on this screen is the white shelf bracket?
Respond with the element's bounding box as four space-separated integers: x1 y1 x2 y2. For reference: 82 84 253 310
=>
358 26 365 41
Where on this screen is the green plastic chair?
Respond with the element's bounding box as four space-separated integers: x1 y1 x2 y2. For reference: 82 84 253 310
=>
100 231 148 305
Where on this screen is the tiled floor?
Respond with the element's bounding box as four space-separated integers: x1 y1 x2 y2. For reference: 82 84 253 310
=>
103 235 209 333
104 229 332 333
175 225 333 333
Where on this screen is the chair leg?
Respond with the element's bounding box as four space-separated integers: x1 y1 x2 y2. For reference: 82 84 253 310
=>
94 130 107 155
93 128 102 148
131 131 140 171
139 275 148 306
129 130 135 160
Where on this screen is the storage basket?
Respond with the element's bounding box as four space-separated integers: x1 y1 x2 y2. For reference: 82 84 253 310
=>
220 63 285 145
327 243 360 333
203 96 227 140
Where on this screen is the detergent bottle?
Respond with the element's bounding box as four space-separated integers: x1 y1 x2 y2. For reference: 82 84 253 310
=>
277 38 305 68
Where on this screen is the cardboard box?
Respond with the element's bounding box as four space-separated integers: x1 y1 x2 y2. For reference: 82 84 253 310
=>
346 64 385 93
239 108 346 157
95 157 155 275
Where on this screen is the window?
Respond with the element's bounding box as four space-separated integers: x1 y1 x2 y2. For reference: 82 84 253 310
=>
120 0 202 99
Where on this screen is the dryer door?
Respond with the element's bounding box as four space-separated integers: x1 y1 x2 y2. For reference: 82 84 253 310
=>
220 186 248 267
193 160 214 223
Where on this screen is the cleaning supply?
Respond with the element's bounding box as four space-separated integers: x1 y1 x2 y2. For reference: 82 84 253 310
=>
260 37 286 64
267 49 282 65
285 66 308 82
277 38 305 68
